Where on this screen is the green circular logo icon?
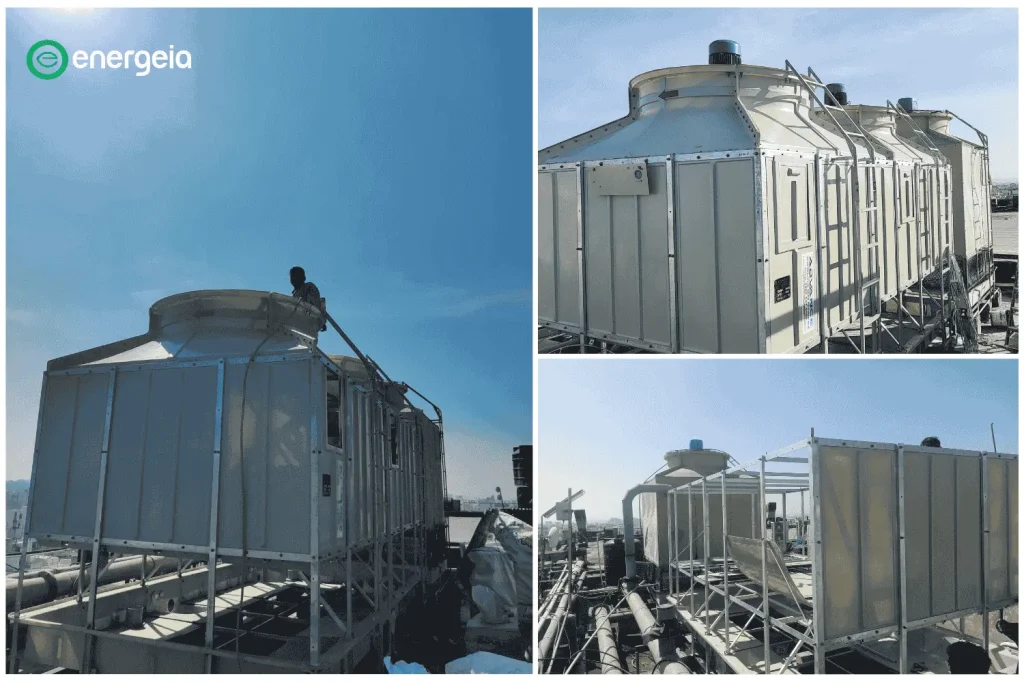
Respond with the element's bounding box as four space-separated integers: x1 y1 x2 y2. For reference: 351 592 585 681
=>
27 39 69 80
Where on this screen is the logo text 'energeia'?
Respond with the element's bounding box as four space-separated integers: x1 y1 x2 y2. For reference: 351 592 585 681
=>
27 39 193 79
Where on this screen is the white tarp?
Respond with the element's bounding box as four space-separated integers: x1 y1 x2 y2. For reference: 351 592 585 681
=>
468 545 516 624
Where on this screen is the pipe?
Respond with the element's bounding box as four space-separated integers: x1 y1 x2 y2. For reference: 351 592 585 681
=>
538 560 586 666
6 555 178 609
622 484 670 578
593 605 623 674
538 562 569 618
621 581 690 674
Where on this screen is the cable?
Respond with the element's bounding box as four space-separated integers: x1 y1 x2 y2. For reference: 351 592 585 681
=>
234 294 304 669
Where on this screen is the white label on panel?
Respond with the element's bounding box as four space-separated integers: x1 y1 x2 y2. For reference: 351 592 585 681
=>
802 253 815 333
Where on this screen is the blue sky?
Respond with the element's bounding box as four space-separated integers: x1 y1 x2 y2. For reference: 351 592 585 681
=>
539 359 1019 520
540 8 1018 181
6 8 533 496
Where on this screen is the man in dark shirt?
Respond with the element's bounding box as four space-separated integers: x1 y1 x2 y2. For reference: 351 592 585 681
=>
289 266 326 331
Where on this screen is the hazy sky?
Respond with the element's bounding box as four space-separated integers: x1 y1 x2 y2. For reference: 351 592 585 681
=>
6 8 532 497
540 8 1018 181
539 359 1019 520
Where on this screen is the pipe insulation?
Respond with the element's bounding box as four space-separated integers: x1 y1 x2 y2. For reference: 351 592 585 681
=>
621 484 670 578
7 555 179 609
538 560 586 665
621 581 690 674
593 605 623 674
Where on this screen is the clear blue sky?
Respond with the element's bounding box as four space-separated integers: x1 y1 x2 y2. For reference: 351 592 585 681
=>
539 359 1019 520
540 8 1018 181
6 8 533 497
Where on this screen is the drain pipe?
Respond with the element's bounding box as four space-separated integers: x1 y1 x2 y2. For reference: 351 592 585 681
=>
622 580 690 674
622 484 670 578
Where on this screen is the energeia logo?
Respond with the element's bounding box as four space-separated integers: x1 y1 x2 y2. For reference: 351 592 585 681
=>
27 39 192 80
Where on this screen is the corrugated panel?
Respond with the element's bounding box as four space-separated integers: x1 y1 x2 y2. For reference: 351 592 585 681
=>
673 158 758 352
1010 459 1019 602
903 452 932 621
955 455 982 608
818 445 897 641
28 372 111 538
987 458 1010 602
583 163 671 347
929 455 957 616
219 360 313 555
538 169 580 326
107 366 217 547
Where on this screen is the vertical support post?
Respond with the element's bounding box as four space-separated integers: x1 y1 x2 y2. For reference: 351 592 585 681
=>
669 489 676 595
781 493 787 551
896 445 908 674
8 375 50 674
809 434 825 674
981 452 990 659
567 488 574 614
800 490 806 556
666 155 680 353
576 163 588 353
688 483 695 630
344 377 355 656
77 549 86 604
82 368 118 674
760 456 770 673
309 360 322 669
701 477 710 633
203 359 225 674
814 153 829 353
721 471 730 651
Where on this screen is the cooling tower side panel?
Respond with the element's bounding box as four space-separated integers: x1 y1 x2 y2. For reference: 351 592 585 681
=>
765 156 816 353
903 452 932 621
955 455 983 609
714 158 759 353
106 365 218 548
880 166 899 299
1010 459 1018 601
538 168 581 327
674 161 720 352
582 163 671 348
218 359 313 556
987 458 1010 603
818 444 897 640
28 372 111 539
928 454 957 617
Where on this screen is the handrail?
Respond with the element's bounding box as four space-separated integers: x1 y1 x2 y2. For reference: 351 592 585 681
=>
324 311 381 385
805 66 877 164
786 61 859 162
888 100 947 165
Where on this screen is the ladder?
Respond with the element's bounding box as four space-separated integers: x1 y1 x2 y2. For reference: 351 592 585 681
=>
789 62 881 353
1005 262 1018 349
946 246 979 353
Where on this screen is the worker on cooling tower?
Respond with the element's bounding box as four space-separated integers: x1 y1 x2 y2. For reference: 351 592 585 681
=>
920 436 941 447
290 266 327 331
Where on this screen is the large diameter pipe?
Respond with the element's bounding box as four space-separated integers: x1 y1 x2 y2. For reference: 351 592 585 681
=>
593 605 623 674
622 484 670 578
6 555 177 609
622 581 690 674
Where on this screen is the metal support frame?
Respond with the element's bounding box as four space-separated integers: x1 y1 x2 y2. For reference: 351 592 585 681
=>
10 337 443 674
575 163 588 353
656 435 1016 675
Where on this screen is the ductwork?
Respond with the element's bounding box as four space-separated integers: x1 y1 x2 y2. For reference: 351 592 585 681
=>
622 484 670 578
